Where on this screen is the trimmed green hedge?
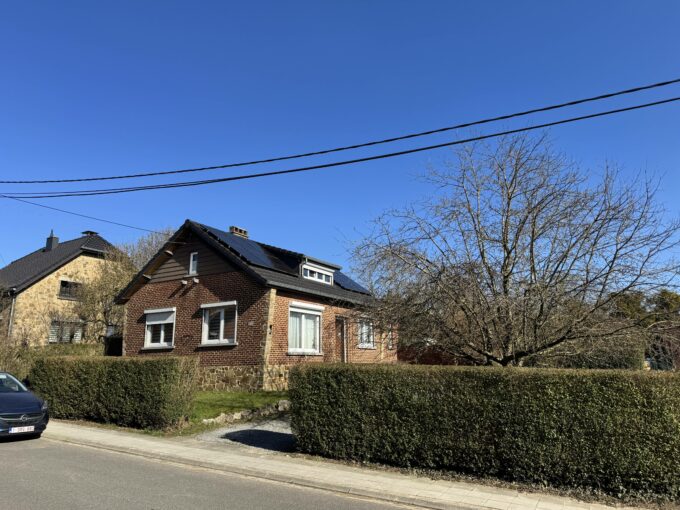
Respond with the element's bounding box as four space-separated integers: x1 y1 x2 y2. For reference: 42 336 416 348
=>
290 364 680 498
29 356 198 429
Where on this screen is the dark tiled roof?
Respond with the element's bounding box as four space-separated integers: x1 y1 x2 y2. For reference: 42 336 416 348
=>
0 235 114 293
195 222 370 303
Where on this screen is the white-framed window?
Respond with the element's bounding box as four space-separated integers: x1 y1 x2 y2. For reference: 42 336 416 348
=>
288 302 323 355
144 308 176 348
201 301 238 345
189 252 199 276
48 320 83 343
301 263 333 285
358 319 375 349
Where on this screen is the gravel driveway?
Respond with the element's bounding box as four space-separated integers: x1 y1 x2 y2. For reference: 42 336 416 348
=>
195 415 296 453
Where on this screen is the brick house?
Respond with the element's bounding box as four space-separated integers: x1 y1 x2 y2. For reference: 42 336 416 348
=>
0 231 115 345
116 220 396 390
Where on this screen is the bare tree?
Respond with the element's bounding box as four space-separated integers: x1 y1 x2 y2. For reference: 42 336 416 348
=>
71 250 137 340
354 133 680 366
72 228 173 340
118 227 175 269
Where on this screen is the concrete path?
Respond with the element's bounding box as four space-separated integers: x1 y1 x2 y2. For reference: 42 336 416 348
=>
44 421 632 510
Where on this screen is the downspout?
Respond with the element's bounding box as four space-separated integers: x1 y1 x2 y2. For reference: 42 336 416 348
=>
7 288 17 341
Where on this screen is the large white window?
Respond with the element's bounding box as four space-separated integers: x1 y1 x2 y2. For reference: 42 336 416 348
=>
288 302 323 355
301 263 333 285
189 252 198 276
201 301 238 345
358 319 375 349
144 308 175 348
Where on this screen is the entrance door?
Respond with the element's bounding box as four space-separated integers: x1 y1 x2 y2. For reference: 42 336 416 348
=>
335 317 347 363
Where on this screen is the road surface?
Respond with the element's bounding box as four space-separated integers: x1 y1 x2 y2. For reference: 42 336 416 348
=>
1 437 406 510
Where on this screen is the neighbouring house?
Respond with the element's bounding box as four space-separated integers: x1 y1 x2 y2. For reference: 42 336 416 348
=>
116 220 397 390
0 231 115 345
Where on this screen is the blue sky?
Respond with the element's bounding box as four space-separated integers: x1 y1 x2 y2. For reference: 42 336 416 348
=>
1 1 679 274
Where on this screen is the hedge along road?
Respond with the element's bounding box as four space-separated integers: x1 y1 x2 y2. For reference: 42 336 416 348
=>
1 438 405 510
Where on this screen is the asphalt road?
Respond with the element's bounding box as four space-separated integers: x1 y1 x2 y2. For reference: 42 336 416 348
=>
0 437 404 510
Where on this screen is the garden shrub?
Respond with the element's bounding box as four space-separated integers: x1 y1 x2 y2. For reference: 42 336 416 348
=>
28 356 198 429
290 364 680 498
0 342 104 380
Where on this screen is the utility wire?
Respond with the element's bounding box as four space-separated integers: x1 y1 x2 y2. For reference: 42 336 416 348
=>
0 194 160 233
2 77 680 185
5 95 680 199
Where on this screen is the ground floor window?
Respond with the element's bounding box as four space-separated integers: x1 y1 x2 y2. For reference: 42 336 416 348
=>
48 320 83 343
201 301 237 345
288 303 323 354
358 319 375 348
144 308 175 348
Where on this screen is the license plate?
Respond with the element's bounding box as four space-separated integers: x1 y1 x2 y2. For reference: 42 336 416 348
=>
9 426 34 434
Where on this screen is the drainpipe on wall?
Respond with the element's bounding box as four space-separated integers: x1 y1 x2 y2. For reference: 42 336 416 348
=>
7 288 17 341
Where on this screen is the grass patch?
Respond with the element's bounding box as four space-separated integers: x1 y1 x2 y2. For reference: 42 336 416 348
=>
191 390 288 422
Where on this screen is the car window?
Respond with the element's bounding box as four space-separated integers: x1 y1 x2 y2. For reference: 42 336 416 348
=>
0 374 27 393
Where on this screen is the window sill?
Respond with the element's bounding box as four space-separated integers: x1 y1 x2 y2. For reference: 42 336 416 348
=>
198 342 237 348
57 296 79 301
141 345 174 351
287 351 323 356
358 345 376 350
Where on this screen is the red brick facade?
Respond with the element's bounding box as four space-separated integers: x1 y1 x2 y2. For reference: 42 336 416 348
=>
122 237 397 389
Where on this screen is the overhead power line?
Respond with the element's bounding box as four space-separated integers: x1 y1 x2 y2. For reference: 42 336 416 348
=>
5 95 680 199
2 77 680 185
0 194 160 233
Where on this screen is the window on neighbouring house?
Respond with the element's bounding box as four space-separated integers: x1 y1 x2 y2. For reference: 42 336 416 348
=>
301 263 333 285
48 320 83 343
201 302 237 345
58 280 82 300
189 252 198 275
358 320 375 348
144 309 175 348
288 304 322 354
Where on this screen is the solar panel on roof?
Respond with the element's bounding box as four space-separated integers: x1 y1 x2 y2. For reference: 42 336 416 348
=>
334 271 370 294
200 224 298 274
198 222 370 295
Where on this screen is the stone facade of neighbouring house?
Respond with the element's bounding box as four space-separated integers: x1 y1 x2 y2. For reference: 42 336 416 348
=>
117 220 397 390
0 231 115 346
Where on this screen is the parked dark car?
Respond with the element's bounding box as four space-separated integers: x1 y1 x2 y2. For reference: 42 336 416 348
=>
0 372 49 439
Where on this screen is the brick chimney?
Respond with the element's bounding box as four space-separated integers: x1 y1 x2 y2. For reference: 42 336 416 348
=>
45 230 59 251
229 226 249 239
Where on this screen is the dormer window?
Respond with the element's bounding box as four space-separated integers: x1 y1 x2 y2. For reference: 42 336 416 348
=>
189 252 198 276
302 263 333 285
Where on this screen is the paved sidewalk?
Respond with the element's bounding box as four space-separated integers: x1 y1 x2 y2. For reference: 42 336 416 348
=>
44 421 629 510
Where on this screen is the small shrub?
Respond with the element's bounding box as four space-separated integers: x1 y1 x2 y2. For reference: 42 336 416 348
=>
28 356 198 429
0 342 104 380
290 364 680 499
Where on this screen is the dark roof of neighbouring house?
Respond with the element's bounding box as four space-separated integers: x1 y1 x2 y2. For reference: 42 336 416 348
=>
0 234 115 294
117 220 371 305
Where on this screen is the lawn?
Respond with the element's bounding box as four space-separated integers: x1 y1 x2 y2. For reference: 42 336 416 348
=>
191 390 289 422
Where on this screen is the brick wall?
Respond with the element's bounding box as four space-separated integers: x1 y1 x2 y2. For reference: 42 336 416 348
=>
124 271 270 367
266 290 398 366
123 259 398 390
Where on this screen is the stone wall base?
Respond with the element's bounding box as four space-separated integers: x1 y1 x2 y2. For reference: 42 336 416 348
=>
197 364 293 391
262 364 291 391
197 366 263 391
